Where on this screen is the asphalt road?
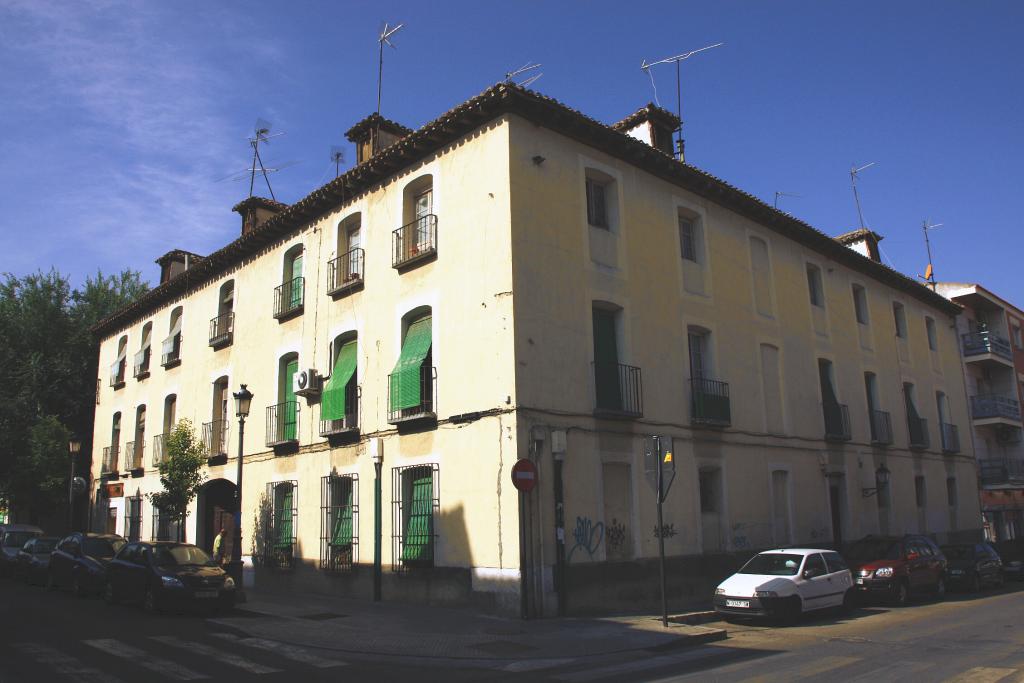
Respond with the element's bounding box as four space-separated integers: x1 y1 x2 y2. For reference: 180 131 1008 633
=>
2 576 1023 682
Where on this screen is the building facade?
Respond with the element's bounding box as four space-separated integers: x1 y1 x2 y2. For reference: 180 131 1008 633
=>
89 84 981 617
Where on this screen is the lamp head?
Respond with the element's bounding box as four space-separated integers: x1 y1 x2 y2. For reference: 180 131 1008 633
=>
234 384 253 418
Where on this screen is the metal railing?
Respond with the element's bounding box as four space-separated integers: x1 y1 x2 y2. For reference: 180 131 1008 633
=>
970 394 1022 422
870 409 893 445
327 248 364 294
908 416 930 449
979 458 1024 485
320 385 360 436
592 362 643 418
962 331 1012 360
690 378 730 427
209 312 234 348
125 440 144 470
161 333 181 367
273 277 305 319
110 359 126 387
202 420 230 456
941 422 960 453
392 214 437 268
132 348 151 378
152 433 167 467
823 402 852 441
265 401 300 447
387 366 437 424
102 445 119 474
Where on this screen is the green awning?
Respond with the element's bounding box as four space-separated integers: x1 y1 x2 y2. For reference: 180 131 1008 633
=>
401 472 433 562
389 317 432 411
321 341 357 421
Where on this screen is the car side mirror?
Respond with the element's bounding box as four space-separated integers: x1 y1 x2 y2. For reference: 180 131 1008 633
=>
906 552 919 561
802 568 817 580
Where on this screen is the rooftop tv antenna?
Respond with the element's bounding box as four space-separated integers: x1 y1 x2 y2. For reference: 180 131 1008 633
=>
376 21 403 117
850 162 875 230
773 191 802 210
330 146 345 179
641 42 723 161
919 220 944 290
248 118 284 200
505 62 543 87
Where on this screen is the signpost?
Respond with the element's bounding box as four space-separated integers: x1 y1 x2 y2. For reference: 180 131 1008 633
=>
511 459 538 493
644 436 675 628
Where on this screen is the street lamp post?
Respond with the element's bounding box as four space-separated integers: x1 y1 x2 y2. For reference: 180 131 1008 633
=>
230 384 253 603
68 439 81 533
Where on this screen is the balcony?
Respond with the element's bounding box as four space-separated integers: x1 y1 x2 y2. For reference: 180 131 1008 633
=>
161 333 181 368
273 277 305 320
941 422 960 453
908 416 930 449
202 420 230 458
869 409 893 445
327 248 364 296
970 394 1022 424
125 440 144 473
209 312 234 349
387 366 437 425
392 215 437 270
690 378 730 427
101 446 120 475
592 362 643 419
266 401 300 447
109 359 126 389
962 331 1013 367
320 385 360 437
152 433 167 467
132 348 150 380
823 403 852 441
979 458 1024 486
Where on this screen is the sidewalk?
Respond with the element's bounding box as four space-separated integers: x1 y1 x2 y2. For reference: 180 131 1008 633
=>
211 589 726 663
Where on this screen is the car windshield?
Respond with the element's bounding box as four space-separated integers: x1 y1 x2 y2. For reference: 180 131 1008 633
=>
845 539 901 562
738 553 803 576
151 545 216 567
941 546 974 560
4 532 39 548
83 538 125 558
32 540 56 554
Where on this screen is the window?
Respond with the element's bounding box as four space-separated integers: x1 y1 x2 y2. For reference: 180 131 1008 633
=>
593 306 623 412
161 307 182 367
155 394 176 467
852 285 869 325
266 481 297 569
820 358 849 440
904 382 927 447
205 377 229 456
388 312 434 422
130 405 146 469
824 552 848 574
321 474 358 571
211 280 234 347
688 329 709 380
134 322 152 378
806 264 824 308
760 344 784 433
925 317 937 351
395 177 437 268
865 372 891 444
124 495 142 543
151 505 181 542
698 467 720 514
330 214 364 291
267 354 299 445
749 236 773 316
893 302 907 339
321 334 359 434
679 216 697 262
392 464 438 570
585 177 608 229
946 477 958 508
915 476 926 509
275 245 304 317
803 553 827 577
104 412 121 473
110 335 128 387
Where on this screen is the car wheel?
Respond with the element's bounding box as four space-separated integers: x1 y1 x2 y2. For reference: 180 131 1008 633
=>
970 573 981 593
779 596 802 624
102 582 117 606
892 580 910 606
142 587 158 613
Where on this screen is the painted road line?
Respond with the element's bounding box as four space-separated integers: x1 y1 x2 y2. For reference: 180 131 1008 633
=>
210 633 347 668
554 646 725 682
841 659 933 682
149 636 282 675
943 667 1020 683
503 658 576 672
12 642 124 683
83 639 208 680
737 655 862 683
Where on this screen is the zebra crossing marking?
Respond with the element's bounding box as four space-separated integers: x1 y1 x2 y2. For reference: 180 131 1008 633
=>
210 633 348 668
12 642 124 683
149 635 282 675
554 646 724 682
83 639 208 680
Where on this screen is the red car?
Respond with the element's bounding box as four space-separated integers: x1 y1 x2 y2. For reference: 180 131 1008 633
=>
845 535 947 605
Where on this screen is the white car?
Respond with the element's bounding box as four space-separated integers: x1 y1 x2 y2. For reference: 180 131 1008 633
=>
714 548 854 621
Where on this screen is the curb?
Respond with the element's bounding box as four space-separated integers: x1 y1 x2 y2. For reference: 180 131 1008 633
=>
668 610 719 626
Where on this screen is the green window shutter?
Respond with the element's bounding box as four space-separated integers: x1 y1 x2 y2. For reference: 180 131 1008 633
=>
331 480 353 546
289 252 303 308
389 317 432 411
401 472 433 562
283 359 298 440
322 341 357 421
275 485 293 548
592 309 621 410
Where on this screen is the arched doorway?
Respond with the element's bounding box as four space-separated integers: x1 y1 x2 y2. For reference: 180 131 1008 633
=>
197 479 237 558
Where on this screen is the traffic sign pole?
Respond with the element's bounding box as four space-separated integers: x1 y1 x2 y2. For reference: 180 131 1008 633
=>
657 442 668 628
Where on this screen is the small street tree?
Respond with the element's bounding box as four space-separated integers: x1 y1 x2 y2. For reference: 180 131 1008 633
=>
148 419 207 542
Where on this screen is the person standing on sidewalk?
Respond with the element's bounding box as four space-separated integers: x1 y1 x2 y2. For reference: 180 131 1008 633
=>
212 527 226 566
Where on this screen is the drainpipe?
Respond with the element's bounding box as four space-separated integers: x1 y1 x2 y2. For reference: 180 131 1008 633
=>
551 430 567 616
371 438 383 601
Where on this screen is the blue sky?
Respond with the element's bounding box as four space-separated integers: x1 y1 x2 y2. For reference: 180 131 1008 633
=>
1 1 1021 300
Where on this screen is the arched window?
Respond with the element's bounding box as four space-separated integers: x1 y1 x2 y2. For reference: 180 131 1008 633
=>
275 245 305 317
104 412 122 473
162 307 183 367
395 176 436 267
329 214 364 292
110 336 128 387
267 353 300 446
130 405 146 469
321 331 359 435
206 377 230 456
388 308 434 421
211 280 234 348
134 322 153 378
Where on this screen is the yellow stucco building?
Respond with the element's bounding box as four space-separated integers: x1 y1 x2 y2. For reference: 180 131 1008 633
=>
89 84 980 616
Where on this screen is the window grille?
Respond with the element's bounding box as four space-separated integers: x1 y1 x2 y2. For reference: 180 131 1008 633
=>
124 495 142 543
266 481 298 569
320 474 358 571
391 464 439 572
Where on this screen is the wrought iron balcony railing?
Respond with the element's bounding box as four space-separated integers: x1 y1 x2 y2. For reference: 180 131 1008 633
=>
941 422 960 453
387 366 437 424
273 277 305 319
327 248 365 295
202 419 230 456
392 214 437 269
102 445 119 474
979 458 1024 485
266 401 300 447
962 331 1012 360
209 312 234 348
592 362 643 418
823 402 852 441
908 416 930 449
320 385 360 437
970 394 1022 422
132 348 151 379
161 333 181 367
152 433 167 467
690 378 730 427
125 440 144 470
109 359 126 388
869 409 893 445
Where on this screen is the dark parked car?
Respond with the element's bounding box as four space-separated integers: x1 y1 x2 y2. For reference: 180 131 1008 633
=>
1004 560 1024 581
104 542 235 613
48 533 126 596
0 525 44 575
845 535 947 605
15 537 59 585
942 543 1004 591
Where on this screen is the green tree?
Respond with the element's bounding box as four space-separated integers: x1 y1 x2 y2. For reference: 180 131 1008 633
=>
148 420 207 542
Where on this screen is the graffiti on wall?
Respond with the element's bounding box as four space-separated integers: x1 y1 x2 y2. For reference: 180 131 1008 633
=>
731 521 771 551
567 516 604 562
653 523 678 539
605 518 627 556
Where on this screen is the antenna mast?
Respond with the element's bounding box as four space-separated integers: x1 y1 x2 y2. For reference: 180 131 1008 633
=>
920 220 944 290
641 42 723 162
248 119 285 200
773 191 801 209
505 62 543 87
330 147 345 179
376 21 404 117
850 162 875 230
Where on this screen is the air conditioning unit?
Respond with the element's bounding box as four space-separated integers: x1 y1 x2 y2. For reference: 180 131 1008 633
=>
996 425 1022 444
293 369 322 397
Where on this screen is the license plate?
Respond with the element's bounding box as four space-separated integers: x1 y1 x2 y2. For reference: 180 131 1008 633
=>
194 590 218 599
855 578 864 585
725 599 749 608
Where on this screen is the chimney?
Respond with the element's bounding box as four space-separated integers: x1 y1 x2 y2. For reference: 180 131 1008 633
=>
835 228 884 263
232 196 287 236
611 104 681 159
155 250 204 285
345 113 413 164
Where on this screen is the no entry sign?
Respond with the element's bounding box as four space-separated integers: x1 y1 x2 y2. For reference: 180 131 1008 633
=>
511 459 538 492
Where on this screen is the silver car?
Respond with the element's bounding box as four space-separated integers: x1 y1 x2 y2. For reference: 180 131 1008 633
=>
0 524 44 575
